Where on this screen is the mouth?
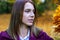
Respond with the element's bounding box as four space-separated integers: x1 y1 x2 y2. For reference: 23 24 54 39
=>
28 19 34 23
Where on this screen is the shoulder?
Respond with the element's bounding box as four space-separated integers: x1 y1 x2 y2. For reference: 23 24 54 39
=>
0 31 12 40
0 31 7 38
38 30 54 40
33 27 53 40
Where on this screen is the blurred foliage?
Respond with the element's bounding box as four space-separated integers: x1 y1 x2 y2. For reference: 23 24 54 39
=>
7 0 15 3
52 5 60 40
0 1 7 13
53 33 60 40
0 0 57 15
33 0 57 16
36 3 46 16
0 1 14 14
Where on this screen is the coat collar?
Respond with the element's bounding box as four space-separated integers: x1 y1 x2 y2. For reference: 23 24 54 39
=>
1 30 40 40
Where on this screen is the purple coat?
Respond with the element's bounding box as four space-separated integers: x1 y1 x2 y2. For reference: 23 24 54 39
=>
0 30 53 40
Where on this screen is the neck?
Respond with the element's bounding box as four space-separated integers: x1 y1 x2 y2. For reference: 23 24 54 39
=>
19 24 28 38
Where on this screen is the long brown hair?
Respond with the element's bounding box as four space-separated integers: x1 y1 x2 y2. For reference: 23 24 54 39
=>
7 0 40 40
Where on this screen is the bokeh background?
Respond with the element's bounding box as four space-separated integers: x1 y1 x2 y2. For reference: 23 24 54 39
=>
0 0 60 40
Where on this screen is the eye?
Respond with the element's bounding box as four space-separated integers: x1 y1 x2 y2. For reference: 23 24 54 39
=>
25 9 31 13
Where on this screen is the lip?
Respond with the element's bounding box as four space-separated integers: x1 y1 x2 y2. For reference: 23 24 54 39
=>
28 19 34 23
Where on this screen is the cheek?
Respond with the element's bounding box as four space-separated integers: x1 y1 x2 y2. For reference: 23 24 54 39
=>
23 12 28 20
22 13 29 23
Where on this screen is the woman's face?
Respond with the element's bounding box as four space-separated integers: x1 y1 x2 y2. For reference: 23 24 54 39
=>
22 2 35 26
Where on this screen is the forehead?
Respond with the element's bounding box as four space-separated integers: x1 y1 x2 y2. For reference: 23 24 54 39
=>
24 2 34 10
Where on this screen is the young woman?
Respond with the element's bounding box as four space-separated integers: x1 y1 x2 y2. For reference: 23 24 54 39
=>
0 0 53 40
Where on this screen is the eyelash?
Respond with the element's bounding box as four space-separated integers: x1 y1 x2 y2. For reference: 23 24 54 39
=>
25 10 35 13
25 10 30 12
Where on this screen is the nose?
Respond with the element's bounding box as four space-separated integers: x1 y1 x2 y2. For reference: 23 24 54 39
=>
30 11 35 17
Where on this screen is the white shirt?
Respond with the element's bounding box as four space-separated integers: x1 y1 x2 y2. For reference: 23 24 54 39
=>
19 30 30 40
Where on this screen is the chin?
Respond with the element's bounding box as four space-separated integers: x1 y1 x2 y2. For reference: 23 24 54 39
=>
27 23 33 26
